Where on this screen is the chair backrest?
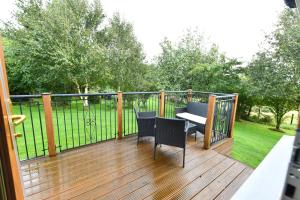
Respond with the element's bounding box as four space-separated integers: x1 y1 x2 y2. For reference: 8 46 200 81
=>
155 117 186 148
187 102 208 117
134 106 156 118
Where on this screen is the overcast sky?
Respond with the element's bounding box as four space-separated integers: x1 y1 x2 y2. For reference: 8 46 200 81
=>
0 0 286 62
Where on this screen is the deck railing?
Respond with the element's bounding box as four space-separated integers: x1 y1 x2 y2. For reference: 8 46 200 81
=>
11 90 238 161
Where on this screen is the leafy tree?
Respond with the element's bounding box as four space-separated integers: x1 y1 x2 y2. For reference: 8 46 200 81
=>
98 13 146 92
3 0 109 95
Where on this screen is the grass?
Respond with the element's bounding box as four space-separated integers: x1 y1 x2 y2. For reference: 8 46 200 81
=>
13 97 298 167
231 120 296 168
12 96 181 161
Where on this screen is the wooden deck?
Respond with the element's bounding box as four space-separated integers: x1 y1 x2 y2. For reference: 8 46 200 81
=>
21 135 253 200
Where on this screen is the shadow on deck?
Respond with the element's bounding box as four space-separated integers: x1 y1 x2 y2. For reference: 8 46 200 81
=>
21 135 252 200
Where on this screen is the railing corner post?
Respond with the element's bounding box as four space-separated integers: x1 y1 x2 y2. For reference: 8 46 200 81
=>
42 93 56 157
159 90 165 117
117 91 123 140
187 89 192 102
229 93 239 138
204 95 216 149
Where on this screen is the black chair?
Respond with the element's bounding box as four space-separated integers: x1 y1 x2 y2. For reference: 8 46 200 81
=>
134 107 156 145
154 117 187 167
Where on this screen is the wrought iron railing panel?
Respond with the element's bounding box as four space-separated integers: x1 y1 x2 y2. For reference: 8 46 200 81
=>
51 94 117 152
122 92 160 136
164 91 189 118
211 95 235 144
11 95 47 161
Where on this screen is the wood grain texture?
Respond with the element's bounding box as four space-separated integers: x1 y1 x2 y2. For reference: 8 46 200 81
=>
229 94 238 138
204 95 216 149
159 90 165 117
21 135 251 200
117 91 123 139
42 93 56 157
0 36 25 200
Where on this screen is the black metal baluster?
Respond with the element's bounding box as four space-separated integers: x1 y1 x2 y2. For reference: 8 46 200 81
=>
99 97 103 141
69 100 74 148
88 99 92 143
131 99 134 134
83 99 87 145
94 98 98 142
37 102 45 156
75 99 80 146
54 101 62 152
28 101 37 158
19 102 29 160
127 96 130 134
62 102 68 149
109 97 112 139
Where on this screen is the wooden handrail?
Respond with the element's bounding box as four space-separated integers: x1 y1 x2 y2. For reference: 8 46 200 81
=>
42 93 56 157
204 95 216 149
117 91 123 140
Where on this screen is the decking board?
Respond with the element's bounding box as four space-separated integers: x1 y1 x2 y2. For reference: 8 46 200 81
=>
21 135 252 200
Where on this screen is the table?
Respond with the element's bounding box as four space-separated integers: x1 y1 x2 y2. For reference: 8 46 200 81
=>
176 112 206 125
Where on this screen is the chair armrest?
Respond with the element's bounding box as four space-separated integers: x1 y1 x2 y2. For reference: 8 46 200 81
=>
175 107 187 114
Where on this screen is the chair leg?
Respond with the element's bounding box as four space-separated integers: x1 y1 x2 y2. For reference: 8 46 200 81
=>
154 143 157 160
137 136 139 145
194 132 197 141
182 147 186 168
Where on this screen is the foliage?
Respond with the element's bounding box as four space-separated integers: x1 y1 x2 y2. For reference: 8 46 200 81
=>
2 0 146 94
247 9 300 130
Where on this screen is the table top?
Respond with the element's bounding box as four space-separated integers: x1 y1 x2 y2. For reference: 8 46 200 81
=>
231 135 294 200
176 112 206 125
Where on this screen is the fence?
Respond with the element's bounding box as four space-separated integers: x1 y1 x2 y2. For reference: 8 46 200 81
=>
11 90 238 161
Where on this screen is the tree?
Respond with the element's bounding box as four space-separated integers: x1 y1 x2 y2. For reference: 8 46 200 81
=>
246 9 300 130
98 13 146 92
248 51 298 130
3 0 108 96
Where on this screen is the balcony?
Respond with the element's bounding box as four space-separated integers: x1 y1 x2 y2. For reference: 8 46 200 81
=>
11 90 248 199
21 135 252 200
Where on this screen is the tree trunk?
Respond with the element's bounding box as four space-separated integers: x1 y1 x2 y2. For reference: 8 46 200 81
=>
257 106 261 119
83 85 89 107
247 105 252 117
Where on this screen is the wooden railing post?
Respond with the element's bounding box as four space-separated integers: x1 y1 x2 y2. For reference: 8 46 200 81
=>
117 91 123 140
42 93 56 157
229 94 239 138
297 105 300 129
187 89 192 102
159 90 165 117
204 95 216 149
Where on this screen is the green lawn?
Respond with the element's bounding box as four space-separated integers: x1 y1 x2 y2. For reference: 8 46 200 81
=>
232 120 296 168
13 98 297 167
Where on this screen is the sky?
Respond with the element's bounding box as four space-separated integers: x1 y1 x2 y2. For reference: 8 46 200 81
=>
0 0 286 62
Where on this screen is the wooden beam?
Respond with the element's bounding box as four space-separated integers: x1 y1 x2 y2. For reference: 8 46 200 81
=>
159 90 165 117
187 89 192 102
117 91 123 140
297 105 300 129
0 36 24 199
204 95 216 149
229 94 239 138
42 93 56 157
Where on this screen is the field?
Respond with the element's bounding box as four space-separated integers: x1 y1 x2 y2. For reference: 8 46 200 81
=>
232 120 296 168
